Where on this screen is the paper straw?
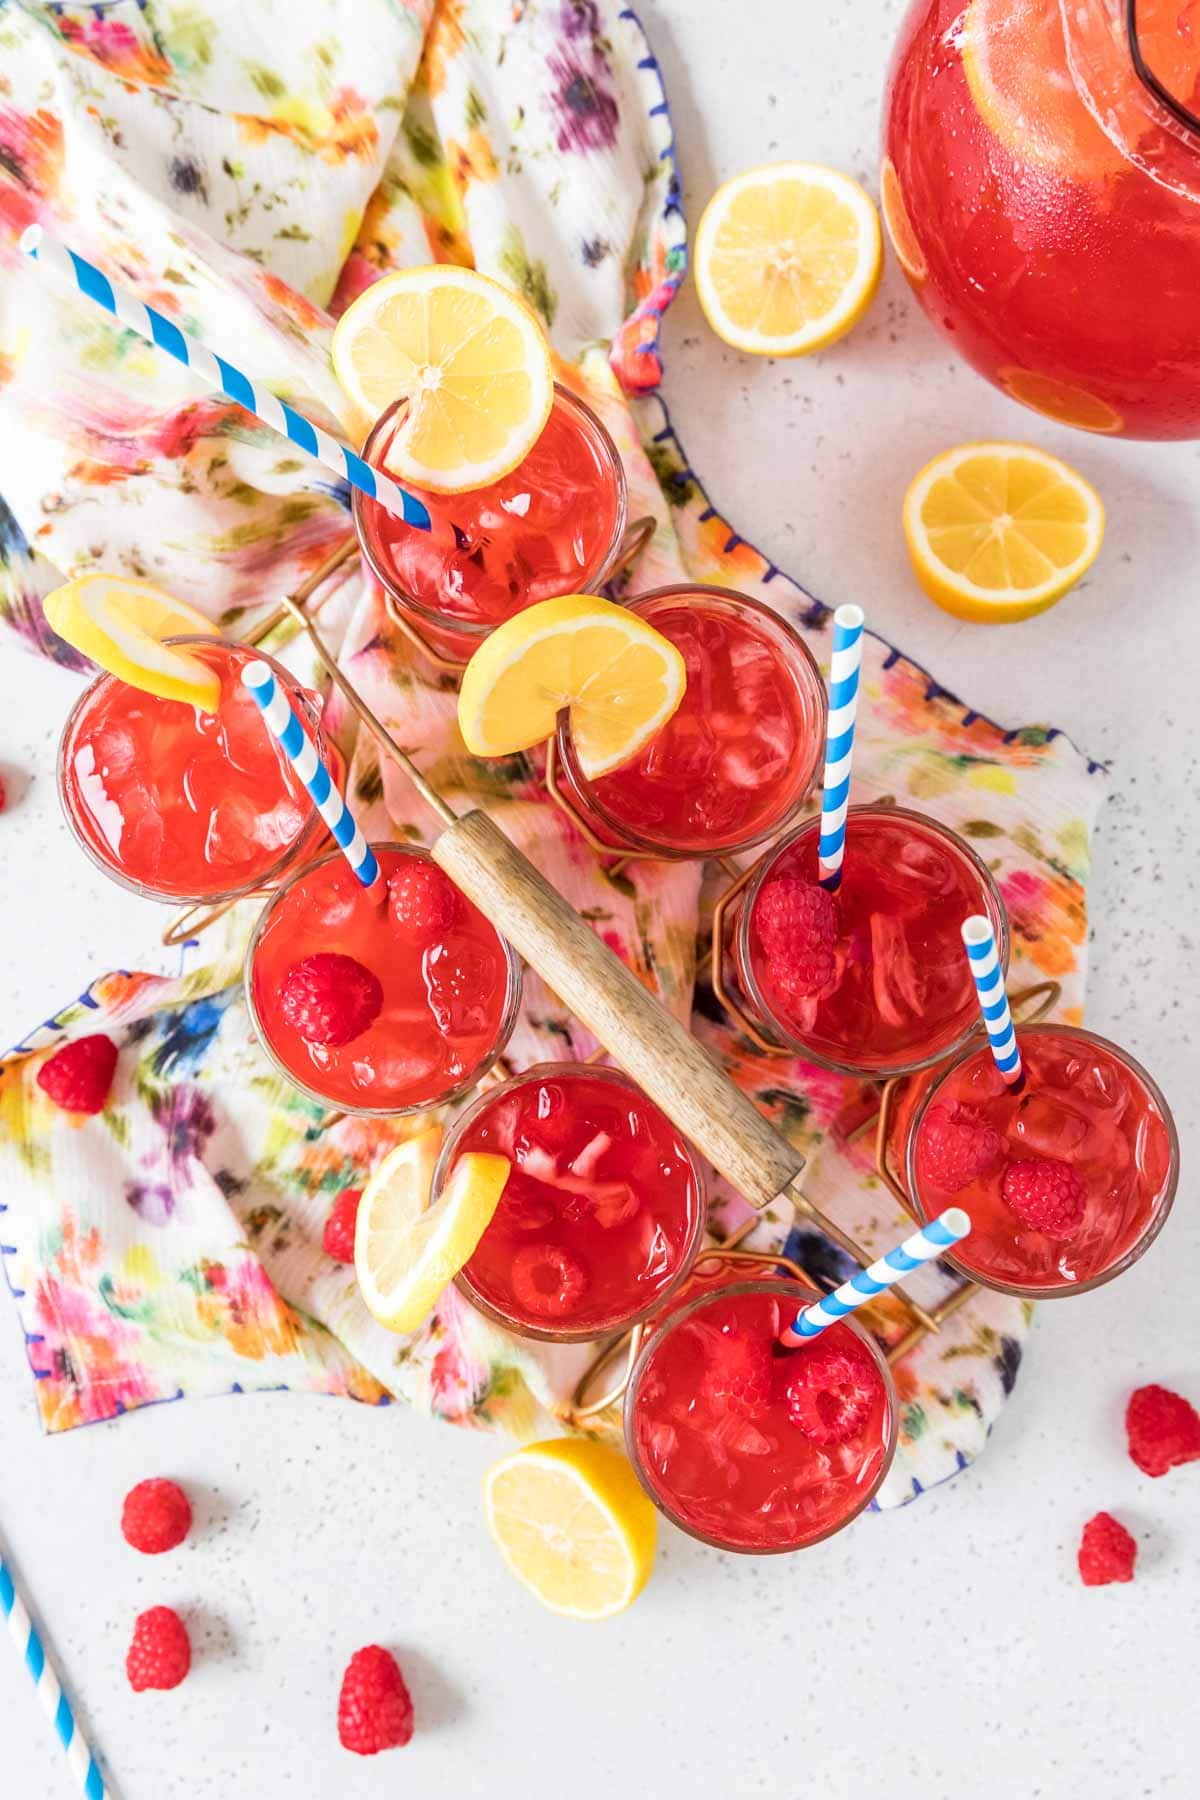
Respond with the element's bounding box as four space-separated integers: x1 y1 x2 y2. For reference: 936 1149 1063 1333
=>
242 661 380 890
817 603 865 890
19 223 432 534
780 1207 971 1346
961 914 1023 1088
1 1550 109 1798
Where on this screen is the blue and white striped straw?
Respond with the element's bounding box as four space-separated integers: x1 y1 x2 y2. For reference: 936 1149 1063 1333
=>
1 1550 109 1798
817 603 865 891
19 223 432 534
780 1207 972 1345
241 661 380 890
961 914 1023 1088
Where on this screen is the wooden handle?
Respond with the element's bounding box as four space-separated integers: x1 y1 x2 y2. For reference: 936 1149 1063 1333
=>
432 810 804 1209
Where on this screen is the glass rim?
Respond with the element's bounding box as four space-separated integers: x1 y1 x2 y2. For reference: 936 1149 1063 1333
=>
623 1277 899 1555
902 1021 1180 1300
56 635 329 906
555 583 829 860
734 802 1011 1078
243 841 523 1118
434 1059 707 1343
351 381 629 650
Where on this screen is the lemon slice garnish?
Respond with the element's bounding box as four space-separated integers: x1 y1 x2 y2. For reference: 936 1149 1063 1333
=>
44 574 221 710
457 593 686 778
331 265 554 494
354 1127 509 1334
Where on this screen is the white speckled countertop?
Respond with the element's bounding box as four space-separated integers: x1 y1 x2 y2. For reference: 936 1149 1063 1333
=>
1 3 1196 1795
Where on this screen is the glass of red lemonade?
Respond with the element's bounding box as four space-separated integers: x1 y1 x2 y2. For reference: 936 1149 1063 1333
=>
624 1260 897 1553
720 803 1009 1076
58 638 327 906
245 845 521 1115
353 383 628 665
433 1062 706 1342
887 1023 1178 1298
553 585 828 859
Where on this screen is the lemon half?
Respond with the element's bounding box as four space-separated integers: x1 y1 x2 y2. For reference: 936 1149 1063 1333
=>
903 442 1104 623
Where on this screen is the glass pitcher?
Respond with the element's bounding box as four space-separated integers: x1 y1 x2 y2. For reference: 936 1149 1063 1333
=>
882 0 1200 438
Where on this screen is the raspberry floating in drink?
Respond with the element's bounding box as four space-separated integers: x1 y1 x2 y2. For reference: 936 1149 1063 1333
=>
903 1026 1177 1295
59 640 322 902
438 1064 704 1339
626 1278 895 1553
728 804 1009 1075
556 586 827 858
247 846 519 1114
355 386 625 664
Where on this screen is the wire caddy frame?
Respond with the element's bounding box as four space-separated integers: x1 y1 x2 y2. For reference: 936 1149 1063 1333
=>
167 538 1061 1432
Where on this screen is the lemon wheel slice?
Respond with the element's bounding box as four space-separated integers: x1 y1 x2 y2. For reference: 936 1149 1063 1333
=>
457 593 687 778
903 442 1105 623
693 161 882 356
44 574 221 710
331 265 554 494
482 1439 657 1619
354 1127 509 1334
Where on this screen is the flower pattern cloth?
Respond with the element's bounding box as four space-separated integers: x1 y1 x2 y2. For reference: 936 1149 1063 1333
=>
0 0 1106 1505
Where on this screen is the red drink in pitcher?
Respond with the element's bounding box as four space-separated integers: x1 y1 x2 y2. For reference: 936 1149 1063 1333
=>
727 805 1008 1076
625 1277 896 1553
436 1064 704 1340
883 0 1200 438
246 846 520 1114
354 385 627 663
555 586 827 858
898 1025 1178 1295
58 639 323 903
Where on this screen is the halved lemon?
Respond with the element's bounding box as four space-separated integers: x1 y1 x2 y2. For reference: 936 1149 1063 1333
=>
693 161 882 356
354 1127 508 1334
482 1439 657 1619
331 265 554 494
43 573 221 710
457 593 687 778
903 442 1105 623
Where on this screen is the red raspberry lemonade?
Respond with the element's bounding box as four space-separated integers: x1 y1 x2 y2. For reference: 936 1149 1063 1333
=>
246 846 519 1114
437 1064 704 1341
354 385 625 664
898 1026 1178 1295
556 586 827 858
59 639 322 902
728 804 1007 1075
625 1276 896 1553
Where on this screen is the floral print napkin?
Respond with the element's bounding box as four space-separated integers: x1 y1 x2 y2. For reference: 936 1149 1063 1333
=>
0 0 1105 1505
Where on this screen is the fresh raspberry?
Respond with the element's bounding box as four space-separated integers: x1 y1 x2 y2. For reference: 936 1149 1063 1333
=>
36 1034 118 1115
323 1188 362 1262
1001 1159 1087 1238
1125 1383 1200 1478
279 953 383 1047
0 772 7 811
121 1479 192 1555
126 1607 191 1692
703 1325 774 1415
753 877 838 998
389 860 459 939
917 1103 1003 1193
337 1645 414 1755
509 1243 587 1319
782 1339 883 1446
1078 1512 1137 1587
